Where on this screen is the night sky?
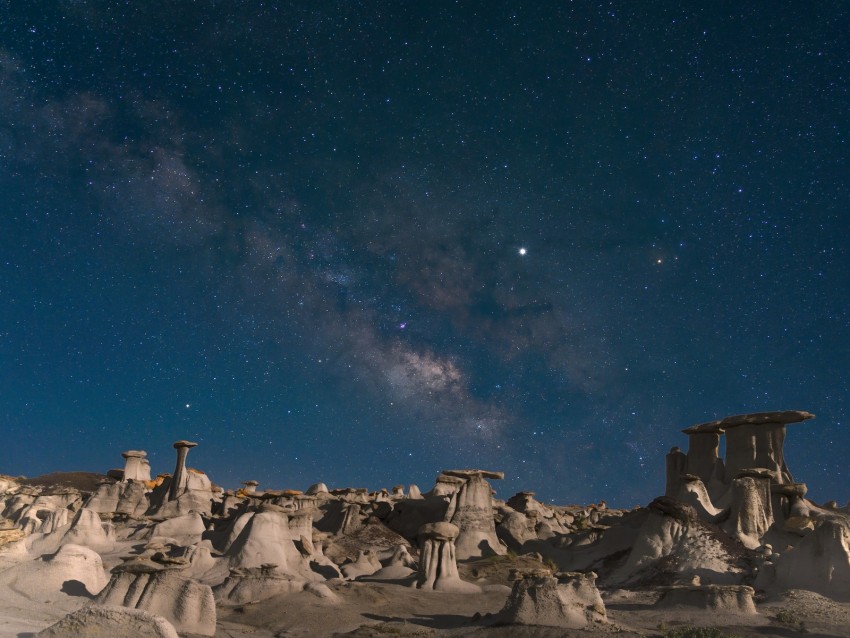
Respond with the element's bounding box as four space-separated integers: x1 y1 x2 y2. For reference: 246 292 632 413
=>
1 3 848 507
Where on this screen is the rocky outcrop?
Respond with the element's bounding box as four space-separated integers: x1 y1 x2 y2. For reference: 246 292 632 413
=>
96 567 216 636
496 569 606 628
655 584 757 613
36 605 179 638
0 543 108 607
723 472 774 548
607 497 750 586
764 519 850 601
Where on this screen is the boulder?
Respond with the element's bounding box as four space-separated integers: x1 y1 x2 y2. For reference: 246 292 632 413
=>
496 570 606 628
36 605 179 638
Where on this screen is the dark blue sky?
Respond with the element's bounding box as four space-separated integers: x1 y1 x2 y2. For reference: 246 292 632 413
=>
1 2 848 506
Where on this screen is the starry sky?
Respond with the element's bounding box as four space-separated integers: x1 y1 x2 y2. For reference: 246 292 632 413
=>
1 3 848 507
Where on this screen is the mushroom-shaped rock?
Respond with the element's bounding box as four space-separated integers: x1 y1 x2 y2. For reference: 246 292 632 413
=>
148 462 213 518
121 450 152 483
306 482 329 496
696 411 813 485
416 522 480 593
655 584 757 613
96 568 216 636
443 469 506 559
168 440 198 501
240 480 259 494
36 606 180 638
496 570 607 628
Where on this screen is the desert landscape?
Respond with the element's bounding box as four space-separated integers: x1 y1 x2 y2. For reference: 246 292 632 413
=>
1 409 848 637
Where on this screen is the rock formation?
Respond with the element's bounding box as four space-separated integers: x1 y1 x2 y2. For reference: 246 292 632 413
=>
655 584 757 613
442 469 507 559
168 440 197 501
121 450 152 483
496 569 606 628
416 521 479 593
96 566 216 636
37 606 180 638
0 410 848 637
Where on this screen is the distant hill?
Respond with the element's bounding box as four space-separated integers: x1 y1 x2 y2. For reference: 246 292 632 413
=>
17 472 114 492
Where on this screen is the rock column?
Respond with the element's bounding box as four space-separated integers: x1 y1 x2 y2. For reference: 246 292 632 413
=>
121 450 151 483
416 522 479 593
169 440 198 501
443 469 507 559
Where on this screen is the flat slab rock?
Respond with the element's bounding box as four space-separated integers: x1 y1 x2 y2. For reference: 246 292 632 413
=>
684 410 814 433
442 469 505 480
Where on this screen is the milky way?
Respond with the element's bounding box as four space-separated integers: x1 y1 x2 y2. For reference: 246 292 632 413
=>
1 3 848 506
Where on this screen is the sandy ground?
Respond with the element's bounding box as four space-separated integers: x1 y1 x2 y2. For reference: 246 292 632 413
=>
3 575 850 638
2 548 849 638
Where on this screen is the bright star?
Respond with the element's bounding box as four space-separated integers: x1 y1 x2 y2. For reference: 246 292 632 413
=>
518 247 527 256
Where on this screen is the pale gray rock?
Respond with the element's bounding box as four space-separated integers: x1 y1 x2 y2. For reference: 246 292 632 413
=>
608 497 748 586
416 521 479 593
214 565 309 604
340 549 381 579
85 481 148 517
121 450 152 483
0 543 108 606
222 504 316 580
765 519 850 601
496 570 606 628
443 469 507 559
150 512 206 546
96 567 216 636
36 605 179 638
723 472 774 549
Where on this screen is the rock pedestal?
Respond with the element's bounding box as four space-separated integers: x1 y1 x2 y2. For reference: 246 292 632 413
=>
416 522 479 593
168 440 198 501
706 411 812 485
442 469 507 559
121 450 152 483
